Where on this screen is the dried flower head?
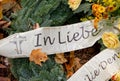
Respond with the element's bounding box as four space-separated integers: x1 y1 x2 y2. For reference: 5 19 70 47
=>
29 49 48 66
55 53 67 64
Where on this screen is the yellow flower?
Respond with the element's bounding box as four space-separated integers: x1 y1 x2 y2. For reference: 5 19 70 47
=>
89 0 92 2
98 5 105 13
103 0 116 6
68 0 82 11
108 0 115 5
103 0 107 2
102 32 120 49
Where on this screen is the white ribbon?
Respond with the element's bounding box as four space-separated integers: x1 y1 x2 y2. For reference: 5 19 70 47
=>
0 20 104 58
0 20 120 81
67 49 120 81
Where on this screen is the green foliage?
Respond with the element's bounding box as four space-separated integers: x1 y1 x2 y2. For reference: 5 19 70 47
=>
98 39 106 51
7 1 74 80
10 56 66 81
74 3 92 15
118 34 120 39
111 7 120 17
7 0 73 34
49 3 73 26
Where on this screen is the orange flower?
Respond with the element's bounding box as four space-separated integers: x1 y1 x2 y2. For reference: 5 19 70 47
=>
92 4 105 29
92 4 99 11
97 15 103 20
29 49 48 66
106 6 117 12
94 12 103 19
92 4 105 13
94 17 100 29
93 11 99 16
103 12 109 19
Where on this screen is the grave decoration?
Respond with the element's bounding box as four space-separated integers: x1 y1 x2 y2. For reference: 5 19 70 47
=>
0 0 120 81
